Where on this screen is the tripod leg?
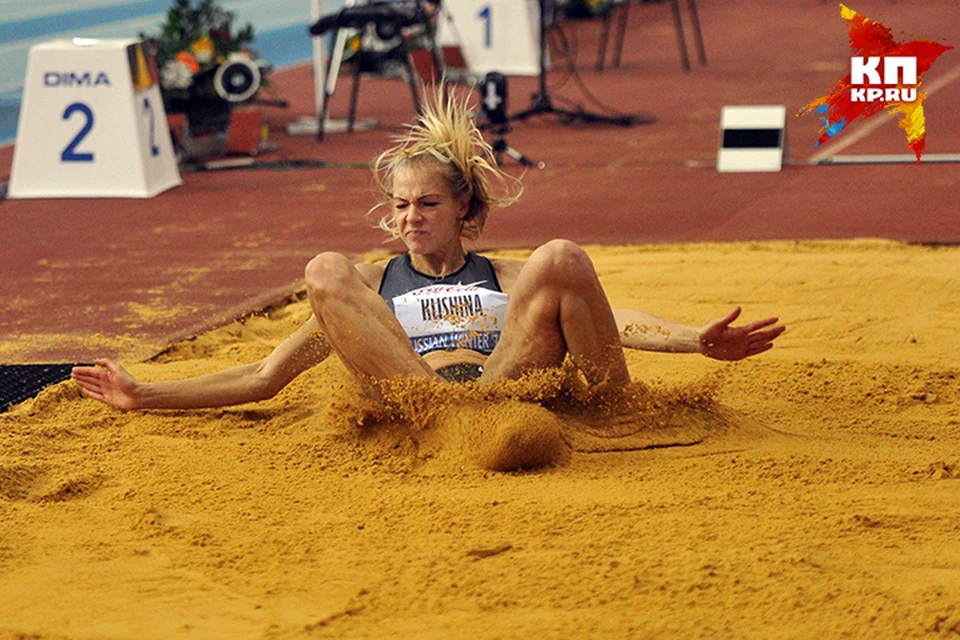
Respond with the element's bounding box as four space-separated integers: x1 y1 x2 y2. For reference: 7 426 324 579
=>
612 2 629 68
687 0 707 65
319 26 351 141
491 135 534 167
504 145 534 167
318 41 338 141
597 6 613 72
671 0 691 72
399 42 423 115
348 65 361 133
428 25 446 81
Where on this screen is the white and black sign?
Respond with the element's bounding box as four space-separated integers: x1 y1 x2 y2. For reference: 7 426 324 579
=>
717 105 787 173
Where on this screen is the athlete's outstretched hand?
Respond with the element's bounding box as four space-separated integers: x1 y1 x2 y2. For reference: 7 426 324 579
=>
698 306 785 361
71 359 141 410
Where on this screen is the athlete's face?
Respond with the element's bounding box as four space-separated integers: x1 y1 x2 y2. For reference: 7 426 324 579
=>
391 163 467 256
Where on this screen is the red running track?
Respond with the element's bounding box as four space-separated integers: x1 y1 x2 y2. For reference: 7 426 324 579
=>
1 0 957 363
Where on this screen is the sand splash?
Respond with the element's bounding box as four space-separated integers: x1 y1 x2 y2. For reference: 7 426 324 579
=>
317 356 731 472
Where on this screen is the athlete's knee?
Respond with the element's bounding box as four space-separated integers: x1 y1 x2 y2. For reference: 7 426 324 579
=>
527 239 595 283
304 252 354 300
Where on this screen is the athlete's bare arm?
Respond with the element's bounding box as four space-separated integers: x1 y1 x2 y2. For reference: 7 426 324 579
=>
71 317 332 411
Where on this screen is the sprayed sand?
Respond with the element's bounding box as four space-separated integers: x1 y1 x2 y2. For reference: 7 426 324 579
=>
2 240 960 639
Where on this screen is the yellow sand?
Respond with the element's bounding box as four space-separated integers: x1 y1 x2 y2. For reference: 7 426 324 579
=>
2 240 959 639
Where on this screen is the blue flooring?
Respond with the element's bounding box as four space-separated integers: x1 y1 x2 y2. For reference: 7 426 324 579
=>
0 1 170 44
0 94 22 146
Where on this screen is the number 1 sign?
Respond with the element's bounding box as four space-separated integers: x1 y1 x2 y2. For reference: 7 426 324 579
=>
8 38 181 199
437 0 539 77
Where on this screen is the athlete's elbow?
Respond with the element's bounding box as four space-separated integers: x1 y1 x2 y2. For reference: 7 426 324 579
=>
250 380 280 402
249 363 293 401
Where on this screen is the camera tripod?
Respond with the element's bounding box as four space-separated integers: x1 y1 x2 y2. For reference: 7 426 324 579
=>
489 122 535 167
477 72 538 167
512 0 656 127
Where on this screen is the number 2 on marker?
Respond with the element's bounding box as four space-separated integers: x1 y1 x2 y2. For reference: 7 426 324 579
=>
478 4 492 49
61 102 94 162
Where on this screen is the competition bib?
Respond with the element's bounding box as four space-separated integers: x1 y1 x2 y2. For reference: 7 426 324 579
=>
392 283 508 355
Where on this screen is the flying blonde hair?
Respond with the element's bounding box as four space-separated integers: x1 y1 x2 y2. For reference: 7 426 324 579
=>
371 85 523 241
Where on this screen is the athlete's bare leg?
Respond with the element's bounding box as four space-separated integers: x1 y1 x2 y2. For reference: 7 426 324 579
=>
481 240 630 388
304 252 437 390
